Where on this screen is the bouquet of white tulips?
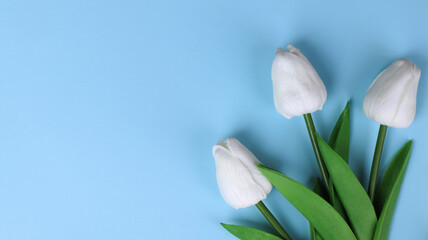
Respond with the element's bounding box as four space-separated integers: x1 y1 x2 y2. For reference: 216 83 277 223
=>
213 45 421 240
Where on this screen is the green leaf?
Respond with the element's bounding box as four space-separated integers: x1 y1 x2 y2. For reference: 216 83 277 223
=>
258 165 356 240
328 101 351 163
310 225 316 240
328 102 351 221
310 179 324 240
221 223 283 240
328 180 348 222
310 220 324 240
316 133 377 240
373 141 412 240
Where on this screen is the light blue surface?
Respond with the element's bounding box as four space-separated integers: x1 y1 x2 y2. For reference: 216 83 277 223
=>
0 0 427 239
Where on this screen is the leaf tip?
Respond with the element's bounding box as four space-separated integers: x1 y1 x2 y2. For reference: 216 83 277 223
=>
345 101 350 110
402 140 413 152
405 140 413 152
345 100 350 107
220 223 231 230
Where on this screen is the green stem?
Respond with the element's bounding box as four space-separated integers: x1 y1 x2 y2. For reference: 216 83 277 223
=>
256 201 292 240
303 113 330 191
368 124 388 202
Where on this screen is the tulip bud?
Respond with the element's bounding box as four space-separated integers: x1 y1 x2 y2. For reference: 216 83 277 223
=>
363 59 421 128
271 45 327 119
213 138 272 209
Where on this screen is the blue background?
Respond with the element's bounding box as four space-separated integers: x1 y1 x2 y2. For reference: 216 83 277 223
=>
0 0 427 239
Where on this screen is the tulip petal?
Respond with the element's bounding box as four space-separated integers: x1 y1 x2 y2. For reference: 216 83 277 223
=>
226 138 272 195
272 45 327 119
363 59 420 128
213 146 267 209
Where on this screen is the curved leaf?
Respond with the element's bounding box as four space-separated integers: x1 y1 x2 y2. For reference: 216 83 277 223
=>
221 223 282 240
328 102 351 221
329 101 351 163
258 165 356 240
310 179 324 240
328 181 348 222
316 133 377 240
310 225 316 240
373 141 412 240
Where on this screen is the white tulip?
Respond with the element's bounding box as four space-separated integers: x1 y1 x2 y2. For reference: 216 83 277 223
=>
213 138 272 209
271 45 327 119
363 59 421 128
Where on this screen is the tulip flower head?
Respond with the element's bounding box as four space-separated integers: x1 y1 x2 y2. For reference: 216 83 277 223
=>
213 138 272 209
363 59 421 128
272 45 327 119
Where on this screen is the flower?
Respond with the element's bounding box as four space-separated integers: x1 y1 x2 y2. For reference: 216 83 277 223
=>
271 45 327 119
213 138 272 209
363 59 421 128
